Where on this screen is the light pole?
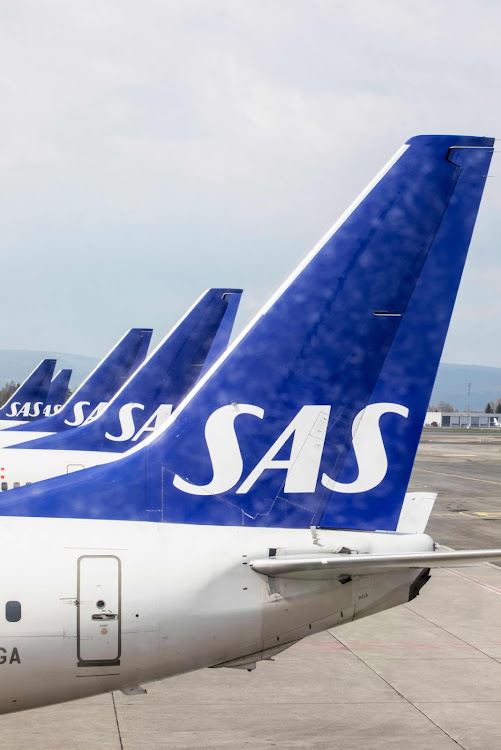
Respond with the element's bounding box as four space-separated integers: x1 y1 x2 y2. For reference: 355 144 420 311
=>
467 382 471 428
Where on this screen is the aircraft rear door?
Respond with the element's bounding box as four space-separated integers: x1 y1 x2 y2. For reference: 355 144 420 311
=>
77 555 121 667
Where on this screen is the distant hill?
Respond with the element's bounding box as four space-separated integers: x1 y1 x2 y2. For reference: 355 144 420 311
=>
0 353 498 414
430 363 501 412
0 350 99 392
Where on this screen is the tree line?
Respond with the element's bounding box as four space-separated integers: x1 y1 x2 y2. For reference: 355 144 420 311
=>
484 401 501 414
428 399 501 414
0 381 20 407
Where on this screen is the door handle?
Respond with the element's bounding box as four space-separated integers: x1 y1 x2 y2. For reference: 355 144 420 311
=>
92 613 118 620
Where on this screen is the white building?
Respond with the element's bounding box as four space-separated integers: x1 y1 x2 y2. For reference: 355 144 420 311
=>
424 411 501 428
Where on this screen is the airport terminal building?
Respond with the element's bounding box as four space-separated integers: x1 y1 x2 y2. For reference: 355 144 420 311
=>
425 411 501 428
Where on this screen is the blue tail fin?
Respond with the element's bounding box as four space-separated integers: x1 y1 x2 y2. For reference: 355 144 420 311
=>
40 369 72 418
15 289 242 452
146 135 494 530
199 291 241 378
6 329 152 434
0 359 56 422
0 135 494 527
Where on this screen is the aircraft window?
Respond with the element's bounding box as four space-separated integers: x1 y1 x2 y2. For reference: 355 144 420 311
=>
25 482 31 485
1 482 7 491
13 482 20 488
96 600 106 609
5 601 21 622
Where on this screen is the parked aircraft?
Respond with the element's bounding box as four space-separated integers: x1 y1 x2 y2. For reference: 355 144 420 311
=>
0 329 152 447
0 358 56 429
0 135 499 715
0 288 242 488
39 368 72 418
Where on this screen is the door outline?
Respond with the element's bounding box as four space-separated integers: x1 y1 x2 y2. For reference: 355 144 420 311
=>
77 554 122 667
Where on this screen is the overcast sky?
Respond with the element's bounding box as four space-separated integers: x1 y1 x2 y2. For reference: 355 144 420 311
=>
1 0 500 365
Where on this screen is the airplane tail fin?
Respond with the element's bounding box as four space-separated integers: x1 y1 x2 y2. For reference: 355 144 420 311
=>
0 135 493 528
41 369 72 417
145 135 494 530
0 358 56 422
17 289 242 452
11 328 152 434
199 290 241 377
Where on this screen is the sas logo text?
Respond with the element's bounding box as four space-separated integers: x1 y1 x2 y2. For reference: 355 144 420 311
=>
173 402 409 496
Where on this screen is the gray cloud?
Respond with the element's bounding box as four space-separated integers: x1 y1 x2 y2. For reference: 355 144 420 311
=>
1 0 500 364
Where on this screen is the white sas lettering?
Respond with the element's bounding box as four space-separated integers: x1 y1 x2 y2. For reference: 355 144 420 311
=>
105 403 145 442
17 402 33 418
237 406 331 494
106 404 175 443
29 401 42 418
82 402 108 425
131 404 173 442
173 404 264 495
64 401 91 426
175 402 408 497
43 404 62 417
4 402 20 418
321 402 409 494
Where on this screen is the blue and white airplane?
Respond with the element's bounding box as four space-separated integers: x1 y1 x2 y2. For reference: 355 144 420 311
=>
0 328 152 447
0 135 499 715
0 358 57 429
41 368 72 417
0 288 242 487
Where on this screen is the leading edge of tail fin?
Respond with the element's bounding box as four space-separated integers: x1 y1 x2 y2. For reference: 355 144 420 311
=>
0 359 56 422
17 288 242 453
0 135 493 526
9 328 152 434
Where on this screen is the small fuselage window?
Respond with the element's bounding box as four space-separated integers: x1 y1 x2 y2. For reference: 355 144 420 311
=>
5 601 21 622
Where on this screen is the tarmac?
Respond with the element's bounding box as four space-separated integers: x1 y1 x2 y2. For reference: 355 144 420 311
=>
3 429 501 749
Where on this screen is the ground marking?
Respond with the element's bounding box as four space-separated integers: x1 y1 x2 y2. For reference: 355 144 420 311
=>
446 568 501 597
439 453 479 457
414 467 501 486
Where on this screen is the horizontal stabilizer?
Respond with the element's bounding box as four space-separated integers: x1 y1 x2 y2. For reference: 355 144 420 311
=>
396 492 437 534
250 549 501 579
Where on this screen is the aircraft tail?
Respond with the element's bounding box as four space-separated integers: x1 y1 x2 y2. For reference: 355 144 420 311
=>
41 369 72 417
15 289 242 452
8 328 152 434
0 135 494 529
0 359 56 422
146 135 494 530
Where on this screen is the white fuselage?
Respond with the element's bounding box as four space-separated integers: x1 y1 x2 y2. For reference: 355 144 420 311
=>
0 518 432 713
0 420 28 431
0 430 53 448
0 447 118 489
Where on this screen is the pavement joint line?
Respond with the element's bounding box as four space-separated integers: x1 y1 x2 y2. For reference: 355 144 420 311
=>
326 628 467 748
111 692 124 750
414 467 501 486
445 568 501 596
404 584 501 667
301 640 478 653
